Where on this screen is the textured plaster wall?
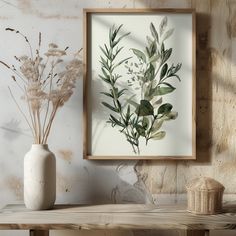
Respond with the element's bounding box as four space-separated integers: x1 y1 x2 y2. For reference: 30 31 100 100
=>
0 0 235 236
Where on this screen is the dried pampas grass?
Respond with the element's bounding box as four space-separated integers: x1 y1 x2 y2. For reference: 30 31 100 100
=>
1 28 83 144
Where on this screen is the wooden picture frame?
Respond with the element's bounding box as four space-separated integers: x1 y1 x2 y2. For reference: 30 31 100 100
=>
83 8 196 160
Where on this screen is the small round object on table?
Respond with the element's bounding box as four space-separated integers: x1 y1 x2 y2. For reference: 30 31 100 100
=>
186 177 225 215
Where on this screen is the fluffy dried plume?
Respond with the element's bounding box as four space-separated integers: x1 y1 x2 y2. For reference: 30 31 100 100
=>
0 29 83 144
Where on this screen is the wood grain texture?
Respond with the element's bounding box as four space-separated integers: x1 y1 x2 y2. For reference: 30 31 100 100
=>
30 230 49 236
176 0 235 193
137 0 236 201
83 8 196 160
186 230 208 236
1 204 236 231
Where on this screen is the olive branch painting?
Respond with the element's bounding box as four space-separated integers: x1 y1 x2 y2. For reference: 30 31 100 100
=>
84 9 196 160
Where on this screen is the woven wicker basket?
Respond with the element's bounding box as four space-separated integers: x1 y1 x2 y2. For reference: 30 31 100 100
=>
186 177 225 215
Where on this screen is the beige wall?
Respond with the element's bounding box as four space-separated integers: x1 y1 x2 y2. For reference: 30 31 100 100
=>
0 0 235 236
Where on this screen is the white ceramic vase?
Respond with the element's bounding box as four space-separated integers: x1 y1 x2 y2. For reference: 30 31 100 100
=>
24 144 56 210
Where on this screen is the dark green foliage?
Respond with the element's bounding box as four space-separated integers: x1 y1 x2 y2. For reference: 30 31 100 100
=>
160 63 168 80
99 17 182 154
135 100 154 116
102 102 118 113
155 85 175 95
158 103 173 115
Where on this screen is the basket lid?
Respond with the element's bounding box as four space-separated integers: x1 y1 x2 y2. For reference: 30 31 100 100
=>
186 177 225 191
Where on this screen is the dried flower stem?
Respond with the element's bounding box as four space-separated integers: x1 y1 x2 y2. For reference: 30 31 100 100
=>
43 102 59 143
39 57 49 82
37 109 41 143
9 29 33 60
24 86 37 141
42 62 55 140
11 68 28 85
33 112 38 143
8 87 34 137
0 61 27 85
1 29 83 144
12 78 25 93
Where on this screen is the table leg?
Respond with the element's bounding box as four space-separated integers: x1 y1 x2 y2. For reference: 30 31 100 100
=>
186 230 210 236
30 229 49 236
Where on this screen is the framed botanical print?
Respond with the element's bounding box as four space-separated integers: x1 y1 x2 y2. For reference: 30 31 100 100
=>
83 9 196 160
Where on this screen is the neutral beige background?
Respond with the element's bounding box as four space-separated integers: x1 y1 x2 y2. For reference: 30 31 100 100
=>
0 0 235 236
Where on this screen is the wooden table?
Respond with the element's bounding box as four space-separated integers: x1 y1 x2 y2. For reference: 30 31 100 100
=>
1 204 236 236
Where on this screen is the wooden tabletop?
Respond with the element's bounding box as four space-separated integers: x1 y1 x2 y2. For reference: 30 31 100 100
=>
0 204 236 231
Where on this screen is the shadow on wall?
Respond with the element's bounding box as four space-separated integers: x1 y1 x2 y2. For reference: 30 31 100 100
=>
82 11 214 203
87 12 214 163
84 160 154 204
195 12 212 163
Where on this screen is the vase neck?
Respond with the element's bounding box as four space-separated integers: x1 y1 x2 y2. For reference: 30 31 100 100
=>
31 144 49 151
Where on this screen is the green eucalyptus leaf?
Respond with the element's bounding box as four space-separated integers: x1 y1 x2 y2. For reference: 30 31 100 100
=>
149 54 160 63
109 27 113 46
113 74 122 83
162 48 172 64
111 88 118 99
102 102 118 113
163 111 178 120
160 63 168 80
167 63 182 81
116 32 131 44
113 57 132 69
144 83 155 101
104 44 109 55
155 86 175 95
117 88 127 98
142 117 150 130
162 28 174 42
151 119 164 133
150 22 159 44
158 103 173 115
101 68 109 79
127 139 138 146
116 100 122 111
144 63 155 81
146 35 153 46
99 46 108 58
130 48 146 62
100 92 113 98
159 16 168 36
125 105 131 121
161 82 176 89
150 41 157 56
116 24 123 34
100 58 110 71
98 75 110 84
151 131 166 140
113 32 131 47
113 46 124 60
146 46 151 57
175 63 182 73
161 43 165 54
135 100 154 116
110 115 125 127
135 124 146 137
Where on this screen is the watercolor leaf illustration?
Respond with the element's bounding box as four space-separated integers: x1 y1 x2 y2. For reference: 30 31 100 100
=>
99 17 182 154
